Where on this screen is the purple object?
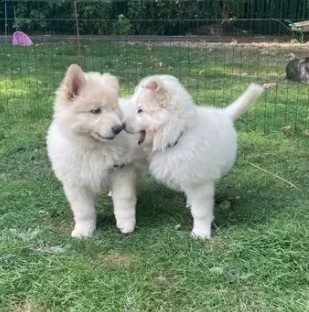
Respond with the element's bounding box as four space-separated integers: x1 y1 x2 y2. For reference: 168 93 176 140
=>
12 31 33 46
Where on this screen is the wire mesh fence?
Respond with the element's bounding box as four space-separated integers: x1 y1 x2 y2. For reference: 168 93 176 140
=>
1 0 309 133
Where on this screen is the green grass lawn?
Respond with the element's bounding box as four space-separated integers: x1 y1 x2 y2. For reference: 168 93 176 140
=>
1 41 309 312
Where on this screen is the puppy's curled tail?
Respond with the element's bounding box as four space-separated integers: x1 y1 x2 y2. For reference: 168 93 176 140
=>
225 83 264 121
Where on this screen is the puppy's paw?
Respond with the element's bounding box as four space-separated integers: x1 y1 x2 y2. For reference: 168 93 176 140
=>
186 202 191 209
190 228 211 240
71 222 96 238
117 219 135 234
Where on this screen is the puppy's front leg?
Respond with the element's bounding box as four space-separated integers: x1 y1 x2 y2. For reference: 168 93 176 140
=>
63 185 96 238
110 167 137 234
186 181 215 239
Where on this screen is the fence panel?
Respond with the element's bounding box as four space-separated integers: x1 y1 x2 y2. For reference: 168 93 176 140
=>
1 0 309 132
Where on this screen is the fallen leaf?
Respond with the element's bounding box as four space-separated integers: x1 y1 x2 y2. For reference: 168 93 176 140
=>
98 251 134 268
281 125 295 133
263 82 277 89
154 272 176 282
174 224 181 230
219 200 231 211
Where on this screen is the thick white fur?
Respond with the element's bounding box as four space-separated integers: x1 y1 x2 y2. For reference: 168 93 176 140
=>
46 64 147 238
125 75 264 239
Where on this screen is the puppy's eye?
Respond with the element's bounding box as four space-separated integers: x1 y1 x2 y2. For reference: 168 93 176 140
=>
137 109 143 113
90 108 101 114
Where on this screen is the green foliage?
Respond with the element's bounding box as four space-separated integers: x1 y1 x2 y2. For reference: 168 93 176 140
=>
112 14 132 35
2 0 309 35
12 0 113 35
127 0 203 35
13 0 72 34
77 0 113 35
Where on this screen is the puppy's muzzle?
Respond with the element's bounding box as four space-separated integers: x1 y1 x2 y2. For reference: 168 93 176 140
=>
121 122 133 134
111 124 123 135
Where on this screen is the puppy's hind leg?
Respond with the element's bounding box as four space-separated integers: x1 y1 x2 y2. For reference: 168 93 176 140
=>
110 166 137 234
185 181 215 239
63 185 97 238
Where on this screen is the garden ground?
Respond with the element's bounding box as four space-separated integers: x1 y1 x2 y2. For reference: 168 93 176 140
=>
0 41 309 312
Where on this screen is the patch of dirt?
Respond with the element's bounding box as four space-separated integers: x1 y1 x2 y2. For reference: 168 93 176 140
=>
204 236 231 254
98 251 134 268
8 300 49 312
218 199 232 212
124 38 309 50
39 210 73 235
281 125 296 134
56 220 74 235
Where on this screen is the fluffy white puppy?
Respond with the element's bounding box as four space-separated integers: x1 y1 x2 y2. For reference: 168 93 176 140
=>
124 75 264 239
47 64 147 238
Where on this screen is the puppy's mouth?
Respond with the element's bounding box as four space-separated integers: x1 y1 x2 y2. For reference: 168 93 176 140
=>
123 127 146 145
138 130 146 145
93 132 115 141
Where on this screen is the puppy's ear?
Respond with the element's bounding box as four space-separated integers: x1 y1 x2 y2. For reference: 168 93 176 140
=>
143 77 164 92
63 64 86 100
102 73 120 94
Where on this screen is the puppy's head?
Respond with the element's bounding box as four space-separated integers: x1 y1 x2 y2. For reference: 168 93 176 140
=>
124 75 194 147
54 64 123 142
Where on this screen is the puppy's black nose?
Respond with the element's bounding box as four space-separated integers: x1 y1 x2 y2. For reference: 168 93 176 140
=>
122 122 126 130
112 124 123 135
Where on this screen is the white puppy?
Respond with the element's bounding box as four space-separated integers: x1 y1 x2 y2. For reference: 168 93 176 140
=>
46 64 147 238
124 75 264 239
